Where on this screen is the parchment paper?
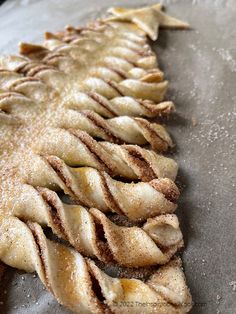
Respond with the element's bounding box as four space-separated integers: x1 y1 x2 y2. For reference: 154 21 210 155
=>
0 0 235 313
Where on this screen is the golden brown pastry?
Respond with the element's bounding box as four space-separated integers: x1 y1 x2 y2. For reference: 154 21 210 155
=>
0 91 173 155
0 55 175 118
33 127 177 181
0 215 192 313
0 3 192 313
12 184 183 267
22 154 179 221
59 110 173 151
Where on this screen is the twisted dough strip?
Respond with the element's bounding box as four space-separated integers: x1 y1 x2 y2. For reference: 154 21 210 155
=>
0 68 53 102
0 215 192 313
17 16 166 101
19 41 169 103
60 108 174 151
64 93 174 119
0 4 192 312
0 55 175 118
34 36 161 78
23 154 179 221
0 66 173 151
33 127 177 181
54 23 152 57
20 27 158 72
44 3 188 65
42 34 165 84
0 79 173 151
0 91 37 118
13 184 183 267
108 97 175 118
0 94 173 152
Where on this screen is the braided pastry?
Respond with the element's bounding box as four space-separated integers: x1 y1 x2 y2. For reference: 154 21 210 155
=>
66 95 175 119
22 154 179 221
0 57 174 118
19 40 169 103
12 184 183 267
0 3 192 312
33 127 177 181
0 215 192 313
58 98 173 150
0 55 175 118
0 76 173 151
0 69 52 102
61 109 173 151
4 147 177 227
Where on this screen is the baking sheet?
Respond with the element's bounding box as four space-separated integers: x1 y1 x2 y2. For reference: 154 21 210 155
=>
0 0 235 313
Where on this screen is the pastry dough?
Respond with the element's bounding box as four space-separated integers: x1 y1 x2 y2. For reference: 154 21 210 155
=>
0 3 192 313
59 109 173 151
0 77 173 150
0 56 175 118
106 3 190 40
33 127 178 181
0 215 192 313
22 154 179 221
12 184 183 267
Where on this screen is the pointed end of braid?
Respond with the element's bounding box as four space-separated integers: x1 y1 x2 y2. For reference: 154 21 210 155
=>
19 42 43 55
44 32 59 40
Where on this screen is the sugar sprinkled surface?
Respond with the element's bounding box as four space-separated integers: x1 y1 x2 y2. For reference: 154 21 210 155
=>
0 0 235 314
